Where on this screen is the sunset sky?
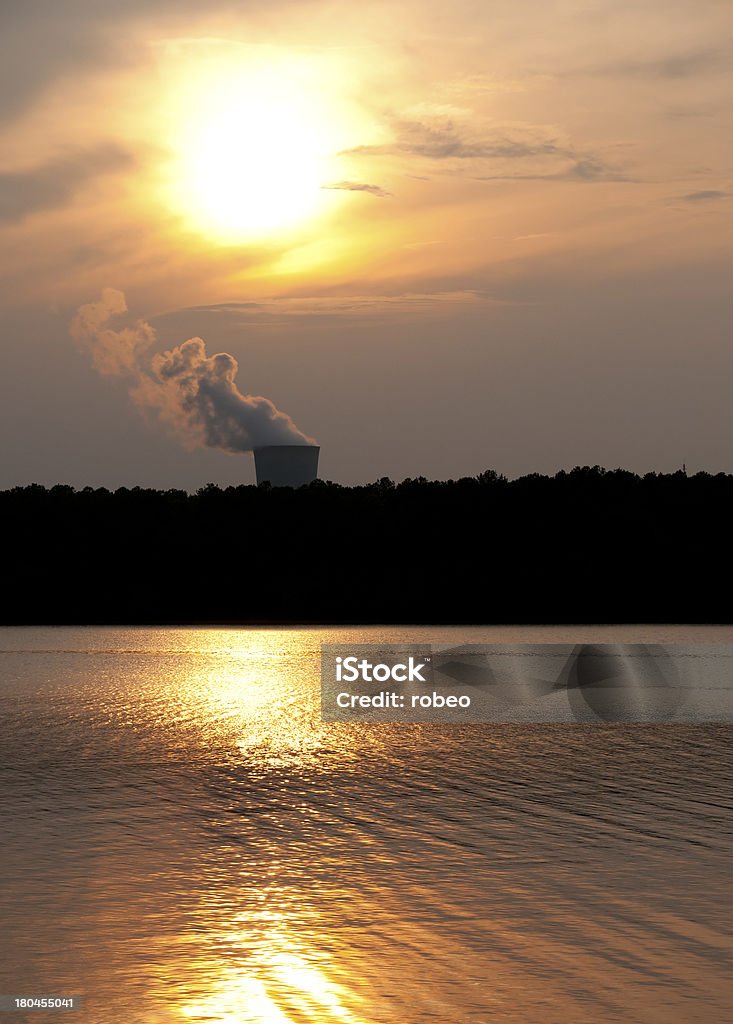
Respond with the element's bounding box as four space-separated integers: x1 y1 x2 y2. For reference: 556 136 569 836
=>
1 0 731 487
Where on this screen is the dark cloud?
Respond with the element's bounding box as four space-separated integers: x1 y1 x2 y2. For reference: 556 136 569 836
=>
564 158 629 182
322 181 392 198
0 4 98 124
474 161 628 184
479 158 628 184
0 146 135 224
344 120 627 183
591 47 728 81
0 1 298 125
678 189 730 202
346 120 564 161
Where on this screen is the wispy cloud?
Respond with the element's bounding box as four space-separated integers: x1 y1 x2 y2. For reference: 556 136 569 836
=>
476 157 629 184
346 120 564 161
344 119 627 184
321 180 392 198
0 145 134 224
677 189 730 202
591 47 728 81
153 290 495 332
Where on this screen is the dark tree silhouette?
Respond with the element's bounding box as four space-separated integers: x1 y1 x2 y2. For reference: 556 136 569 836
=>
0 467 728 623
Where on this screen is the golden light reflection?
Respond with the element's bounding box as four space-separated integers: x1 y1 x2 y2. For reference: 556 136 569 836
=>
160 52 379 243
170 630 338 767
179 911 364 1024
154 632 370 1022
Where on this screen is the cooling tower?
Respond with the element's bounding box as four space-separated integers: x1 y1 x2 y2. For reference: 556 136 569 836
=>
253 445 320 487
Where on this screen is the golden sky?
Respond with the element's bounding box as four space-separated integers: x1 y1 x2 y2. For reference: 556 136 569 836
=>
0 1 731 485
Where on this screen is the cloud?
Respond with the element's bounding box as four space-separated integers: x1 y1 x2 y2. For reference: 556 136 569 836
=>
677 189 730 202
149 291 498 337
344 119 627 183
567 158 626 182
475 156 629 184
479 158 626 185
321 180 392 198
0 146 134 224
0 1 241 125
346 120 565 161
593 47 728 81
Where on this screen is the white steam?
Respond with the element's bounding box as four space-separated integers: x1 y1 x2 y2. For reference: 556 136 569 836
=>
70 288 313 453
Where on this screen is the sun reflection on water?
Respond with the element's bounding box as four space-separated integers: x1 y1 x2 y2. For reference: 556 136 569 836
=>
160 632 369 1022
178 912 365 1024
169 630 358 770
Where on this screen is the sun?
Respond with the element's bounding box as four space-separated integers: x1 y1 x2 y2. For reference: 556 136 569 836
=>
163 55 365 242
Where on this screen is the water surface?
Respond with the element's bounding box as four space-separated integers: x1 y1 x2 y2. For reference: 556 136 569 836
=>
1 626 731 1023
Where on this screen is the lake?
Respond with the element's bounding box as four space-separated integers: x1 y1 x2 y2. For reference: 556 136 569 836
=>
1 626 731 1023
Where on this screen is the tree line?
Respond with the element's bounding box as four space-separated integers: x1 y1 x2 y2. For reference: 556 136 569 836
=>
1 466 729 623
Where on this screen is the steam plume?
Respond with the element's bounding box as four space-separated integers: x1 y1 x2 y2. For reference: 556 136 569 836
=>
71 289 313 452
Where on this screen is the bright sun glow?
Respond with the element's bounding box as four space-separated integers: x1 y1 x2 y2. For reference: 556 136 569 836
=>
165 56 368 242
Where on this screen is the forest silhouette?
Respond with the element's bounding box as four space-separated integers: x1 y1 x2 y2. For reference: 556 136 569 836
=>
1 466 726 624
